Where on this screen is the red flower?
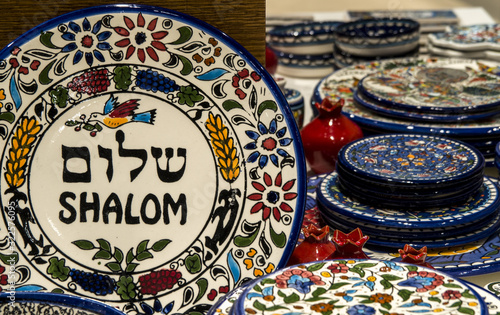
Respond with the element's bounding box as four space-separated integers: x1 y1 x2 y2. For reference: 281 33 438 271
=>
248 172 297 221
0 265 8 292
327 263 349 274
442 290 462 300
114 13 169 63
9 47 40 75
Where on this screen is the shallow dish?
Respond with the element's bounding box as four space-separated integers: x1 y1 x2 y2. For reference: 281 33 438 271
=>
333 43 420 68
0 4 306 314
428 24 500 52
234 259 487 315
267 21 342 54
427 42 500 62
274 50 335 78
0 292 125 314
334 18 420 57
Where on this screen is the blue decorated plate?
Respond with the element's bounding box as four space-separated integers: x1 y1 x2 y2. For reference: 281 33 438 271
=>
0 4 306 314
354 88 500 122
337 134 485 186
0 292 125 314
312 57 500 138
233 259 487 315
316 173 500 229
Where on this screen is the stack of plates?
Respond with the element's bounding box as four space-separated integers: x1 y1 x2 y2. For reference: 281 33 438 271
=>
428 24 500 61
312 57 500 165
496 142 500 174
335 134 485 209
214 259 489 315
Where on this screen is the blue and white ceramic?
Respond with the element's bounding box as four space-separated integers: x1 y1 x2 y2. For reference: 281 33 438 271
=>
274 50 335 78
358 65 500 114
0 5 307 314
354 88 500 122
334 18 420 57
496 142 500 175
285 88 304 128
466 282 500 315
313 57 500 139
233 259 487 315
0 292 125 314
317 173 500 229
428 24 500 52
267 21 342 54
333 43 420 68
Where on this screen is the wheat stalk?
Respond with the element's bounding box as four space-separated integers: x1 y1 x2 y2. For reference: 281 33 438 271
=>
206 113 240 183
5 117 41 188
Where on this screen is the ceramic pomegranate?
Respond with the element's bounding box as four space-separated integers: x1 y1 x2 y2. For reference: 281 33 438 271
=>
265 46 278 75
286 224 336 266
329 228 370 260
301 97 363 174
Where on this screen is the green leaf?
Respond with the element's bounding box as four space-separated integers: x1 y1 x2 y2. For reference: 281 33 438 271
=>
312 287 327 297
51 288 64 294
126 249 135 264
233 230 259 247
380 279 392 290
114 247 124 264
47 257 70 281
253 300 266 311
185 254 202 274
170 26 193 45
304 297 329 302
277 290 286 298
39 60 56 85
117 275 136 300
350 267 365 278
380 274 402 281
253 284 262 292
443 283 463 288
137 240 149 254
266 305 289 311
257 100 278 116
381 303 391 310
105 262 122 272
97 239 111 251
458 307 475 315
270 224 286 248
222 100 244 111
0 112 16 123
406 265 418 272
398 289 413 301
353 263 378 269
125 263 138 273
461 290 477 299
329 282 350 290
195 278 208 303
136 251 154 261
283 292 300 303
179 55 193 76
40 31 59 49
261 278 276 285
72 240 95 250
113 65 132 90
93 250 112 260
151 239 171 252
429 297 441 303
307 262 326 272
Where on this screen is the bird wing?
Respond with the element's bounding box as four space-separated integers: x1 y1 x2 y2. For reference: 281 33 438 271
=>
103 95 119 115
109 99 140 118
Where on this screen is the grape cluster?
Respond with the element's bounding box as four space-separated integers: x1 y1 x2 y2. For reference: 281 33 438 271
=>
135 69 179 93
69 269 116 296
139 269 182 295
68 69 111 95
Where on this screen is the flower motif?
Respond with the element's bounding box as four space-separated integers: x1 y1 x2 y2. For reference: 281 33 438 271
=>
0 265 8 292
244 118 293 168
242 248 275 277
248 172 297 222
310 302 334 313
347 304 376 315
139 299 174 315
334 290 357 302
0 89 6 108
192 37 222 66
9 47 40 75
442 290 462 300
60 18 112 66
114 13 169 63
397 271 445 292
327 263 349 274
247 286 274 301
231 68 261 99
275 268 325 294
370 293 393 304
351 276 376 291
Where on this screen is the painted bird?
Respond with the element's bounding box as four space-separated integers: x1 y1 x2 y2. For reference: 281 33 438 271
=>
87 95 156 129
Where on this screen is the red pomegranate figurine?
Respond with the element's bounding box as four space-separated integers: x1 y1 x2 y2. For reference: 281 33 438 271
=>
399 244 435 269
329 228 370 260
300 97 363 174
287 224 336 266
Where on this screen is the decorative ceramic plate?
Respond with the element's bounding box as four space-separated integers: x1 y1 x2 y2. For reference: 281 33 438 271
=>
316 173 500 229
428 24 500 52
0 292 125 314
207 284 251 315
358 65 500 114
0 5 306 314
466 282 500 315
312 57 500 138
337 134 484 185
354 88 500 122
234 259 487 315
427 42 500 62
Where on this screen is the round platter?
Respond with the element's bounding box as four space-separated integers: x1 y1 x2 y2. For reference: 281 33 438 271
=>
0 5 306 314
354 88 500 122
427 24 500 52
316 173 500 229
358 65 500 114
466 282 500 315
337 134 485 186
312 57 500 138
0 292 126 314
234 259 487 315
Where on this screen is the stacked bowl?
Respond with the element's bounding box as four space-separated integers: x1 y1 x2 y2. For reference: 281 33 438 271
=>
316 134 500 249
266 21 341 78
333 18 420 68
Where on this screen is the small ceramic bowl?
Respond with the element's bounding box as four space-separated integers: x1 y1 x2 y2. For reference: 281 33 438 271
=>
274 50 335 78
267 21 343 54
334 18 420 57
284 88 304 128
333 43 419 68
